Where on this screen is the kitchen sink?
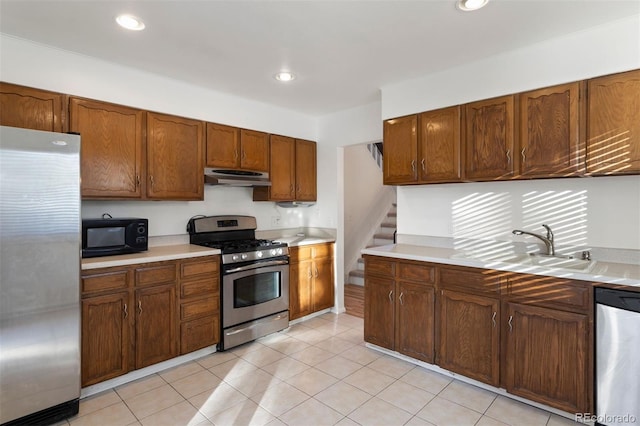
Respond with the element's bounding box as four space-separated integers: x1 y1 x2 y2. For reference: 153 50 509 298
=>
451 252 597 273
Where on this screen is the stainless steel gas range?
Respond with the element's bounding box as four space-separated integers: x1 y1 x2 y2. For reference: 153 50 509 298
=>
188 215 289 350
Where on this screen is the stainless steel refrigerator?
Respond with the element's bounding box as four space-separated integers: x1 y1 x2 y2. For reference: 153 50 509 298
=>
0 126 81 425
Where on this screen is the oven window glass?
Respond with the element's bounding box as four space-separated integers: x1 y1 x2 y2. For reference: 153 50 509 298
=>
234 271 281 308
87 227 125 248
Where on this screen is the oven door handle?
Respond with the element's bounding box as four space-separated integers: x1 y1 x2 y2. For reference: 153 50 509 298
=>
225 259 289 274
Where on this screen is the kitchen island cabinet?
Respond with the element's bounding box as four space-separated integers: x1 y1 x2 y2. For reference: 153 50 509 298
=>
0 82 67 132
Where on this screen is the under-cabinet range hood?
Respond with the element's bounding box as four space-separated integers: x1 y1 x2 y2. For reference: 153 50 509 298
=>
204 168 271 187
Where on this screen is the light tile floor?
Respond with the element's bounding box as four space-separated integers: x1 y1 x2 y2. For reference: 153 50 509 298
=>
63 313 582 426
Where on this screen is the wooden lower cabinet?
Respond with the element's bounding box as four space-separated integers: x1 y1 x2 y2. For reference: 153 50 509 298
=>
437 289 500 386
364 255 594 414
135 283 178 369
289 243 334 320
81 291 131 386
81 256 220 387
504 302 589 413
364 256 436 363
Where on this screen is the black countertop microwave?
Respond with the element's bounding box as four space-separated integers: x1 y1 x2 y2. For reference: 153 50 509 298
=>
82 218 148 258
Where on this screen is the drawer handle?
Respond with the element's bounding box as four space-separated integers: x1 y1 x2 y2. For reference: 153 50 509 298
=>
399 292 404 306
123 303 128 318
411 160 416 172
521 148 526 163
149 175 155 189
314 266 319 278
308 268 313 279
506 150 511 164
388 290 394 303
136 175 140 188
138 300 142 315
492 311 496 328
421 158 426 171
508 315 513 332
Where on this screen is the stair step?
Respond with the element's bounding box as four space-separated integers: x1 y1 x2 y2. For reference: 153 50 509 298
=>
349 270 364 278
380 222 396 228
387 212 397 218
344 284 364 318
374 233 395 240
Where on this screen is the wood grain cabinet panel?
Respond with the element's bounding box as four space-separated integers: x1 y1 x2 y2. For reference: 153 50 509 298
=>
0 82 66 132
587 69 640 174
135 283 178 369
181 315 219 354
69 97 145 199
396 281 435 363
465 95 516 180
418 106 462 183
206 122 241 168
240 129 270 172
383 115 418 184
266 135 296 200
504 302 589 413
289 243 334 320
146 112 204 200
364 275 395 349
519 82 583 177
295 139 317 201
81 291 131 386
438 289 500 386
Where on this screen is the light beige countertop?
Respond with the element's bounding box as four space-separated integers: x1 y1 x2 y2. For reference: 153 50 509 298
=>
275 236 335 247
362 243 640 287
81 244 221 270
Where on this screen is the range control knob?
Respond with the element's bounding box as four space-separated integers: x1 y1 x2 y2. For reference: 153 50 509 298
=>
241 253 249 260
256 251 263 258
232 254 239 261
270 249 277 256
276 248 283 255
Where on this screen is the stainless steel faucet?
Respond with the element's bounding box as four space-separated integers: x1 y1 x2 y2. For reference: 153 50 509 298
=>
512 224 555 256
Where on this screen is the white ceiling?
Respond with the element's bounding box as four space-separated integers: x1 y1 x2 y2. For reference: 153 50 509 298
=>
1 0 639 116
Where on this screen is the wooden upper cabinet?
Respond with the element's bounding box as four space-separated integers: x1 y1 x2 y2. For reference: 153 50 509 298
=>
419 106 461 183
295 139 317 201
240 129 269 172
465 95 516 180
69 97 144 199
268 135 296 200
519 82 583 177
146 112 204 200
587 69 640 175
0 82 66 132
383 115 418 184
206 123 240 168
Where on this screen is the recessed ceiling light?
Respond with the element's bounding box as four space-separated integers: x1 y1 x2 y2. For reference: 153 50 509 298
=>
116 14 145 31
274 71 295 82
456 0 489 11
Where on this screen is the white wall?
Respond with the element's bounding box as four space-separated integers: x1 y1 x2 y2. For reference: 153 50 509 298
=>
382 15 640 251
0 34 322 235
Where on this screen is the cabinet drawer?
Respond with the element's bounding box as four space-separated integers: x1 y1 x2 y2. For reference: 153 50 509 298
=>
181 315 219 354
439 267 501 295
291 243 332 261
135 263 177 287
365 256 396 278
507 275 591 312
398 262 435 283
181 277 219 299
181 257 218 279
181 296 218 321
82 269 130 295
311 243 332 259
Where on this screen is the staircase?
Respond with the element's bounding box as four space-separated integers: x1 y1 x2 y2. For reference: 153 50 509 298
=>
344 203 397 318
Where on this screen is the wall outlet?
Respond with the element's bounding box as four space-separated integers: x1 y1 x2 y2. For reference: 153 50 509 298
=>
271 216 281 226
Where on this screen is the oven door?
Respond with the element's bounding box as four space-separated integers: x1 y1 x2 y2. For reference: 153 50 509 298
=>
222 261 289 328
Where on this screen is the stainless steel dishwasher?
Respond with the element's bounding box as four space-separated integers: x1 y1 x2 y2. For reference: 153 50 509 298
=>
595 287 640 426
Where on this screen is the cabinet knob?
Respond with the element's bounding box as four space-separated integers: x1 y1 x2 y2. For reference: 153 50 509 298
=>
411 160 416 172
315 266 319 278
399 292 404 305
136 175 140 188
138 300 142 315
492 311 496 328
508 315 513 332
521 148 526 163
506 150 511 164
388 290 394 303
150 175 155 188
123 303 128 318
421 158 426 171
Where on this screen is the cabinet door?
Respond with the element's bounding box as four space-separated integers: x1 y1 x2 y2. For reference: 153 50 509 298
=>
81 292 131 386
289 260 313 320
146 112 204 200
438 290 500 386
206 122 240 168
396 281 435 363
504 302 589 413
269 135 296 200
364 276 395 350
587 69 640 174
465 95 516 180
312 257 334 312
0 82 66 132
240 129 269 172
295 139 317 201
419 106 461 183
135 284 178 369
383 115 418 184
69 98 144 198
520 82 583 177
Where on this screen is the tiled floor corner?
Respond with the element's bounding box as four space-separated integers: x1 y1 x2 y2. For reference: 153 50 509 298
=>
63 313 582 426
